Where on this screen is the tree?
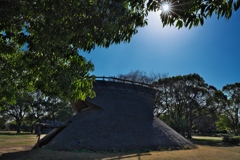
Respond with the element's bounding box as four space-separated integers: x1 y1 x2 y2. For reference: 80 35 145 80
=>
24 91 49 133
194 114 218 134
1 92 33 133
0 41 95 102
25 91 74 133
118 70 166 84
1 0 239 104
30 91 48 121
0 116 7 130
0 90 74 133
154 73 224 138
202 89 228 134
43 97 74 122
216 114 233 133
148 0 240 29
0 48 36 106
154 76 186 134
222 83 240 135
0 0 147 103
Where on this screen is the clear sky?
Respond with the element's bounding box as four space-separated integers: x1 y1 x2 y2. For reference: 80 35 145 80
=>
80 11 240 90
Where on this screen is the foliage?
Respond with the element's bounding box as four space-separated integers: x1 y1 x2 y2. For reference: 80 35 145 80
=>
223 135 240 145
193 114 218 134
1 91 74 133
154 73 240 137
222 83 240 135
0 92 33 133
154 73 225 138
1 0 239 103
0 49 35 105
0 116 7 130
117 70 166 84
216 114 233 133
0 43 95 102
148 0 240 29
42 97 74 122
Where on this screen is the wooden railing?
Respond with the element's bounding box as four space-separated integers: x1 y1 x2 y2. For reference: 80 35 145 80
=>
95 76 156 89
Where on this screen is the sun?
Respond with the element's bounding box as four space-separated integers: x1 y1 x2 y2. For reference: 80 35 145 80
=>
160 2 172 14
162 4 170 12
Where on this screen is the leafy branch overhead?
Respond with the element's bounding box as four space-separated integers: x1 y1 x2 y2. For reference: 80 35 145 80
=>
147 0 240 29
0 0 239 101
1 0 238 51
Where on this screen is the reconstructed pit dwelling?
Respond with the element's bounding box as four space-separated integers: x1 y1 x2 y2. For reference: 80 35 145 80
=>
38 79 194 151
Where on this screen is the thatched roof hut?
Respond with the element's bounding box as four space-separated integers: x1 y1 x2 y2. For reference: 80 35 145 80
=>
42 80 194 151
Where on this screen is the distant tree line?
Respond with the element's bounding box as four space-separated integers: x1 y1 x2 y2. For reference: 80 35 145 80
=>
0 91 74 133
118 70 240 137
1 0 239 135
1 69 239 137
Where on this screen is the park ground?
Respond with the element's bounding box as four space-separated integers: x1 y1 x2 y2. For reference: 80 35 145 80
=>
0 131 240 160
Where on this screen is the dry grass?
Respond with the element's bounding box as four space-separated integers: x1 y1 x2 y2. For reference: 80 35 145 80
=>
0 132 36 146
0 131 44 155
0 131 240 160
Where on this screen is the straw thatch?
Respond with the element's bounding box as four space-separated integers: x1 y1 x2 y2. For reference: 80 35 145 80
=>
43 81 194 151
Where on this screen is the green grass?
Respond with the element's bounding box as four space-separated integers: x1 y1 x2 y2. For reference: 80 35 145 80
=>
191 136 223 145
0 131 34 135
191 135 240 146
0 131 39 148
192 136 223 140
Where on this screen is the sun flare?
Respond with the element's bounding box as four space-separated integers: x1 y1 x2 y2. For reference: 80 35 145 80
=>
162 4 170 12
160 2 172 14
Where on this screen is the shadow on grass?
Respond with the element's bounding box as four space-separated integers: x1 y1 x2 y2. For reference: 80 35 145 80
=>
0 150 33 160
0 131 34 136
0 148 152 160
189 138 239 147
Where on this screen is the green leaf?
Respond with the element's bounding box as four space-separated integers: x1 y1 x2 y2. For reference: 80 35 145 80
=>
194 18 199 27
199 17 204 26
176 20 183 29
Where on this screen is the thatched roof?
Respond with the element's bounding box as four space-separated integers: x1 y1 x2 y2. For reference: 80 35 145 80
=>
43 81 194 151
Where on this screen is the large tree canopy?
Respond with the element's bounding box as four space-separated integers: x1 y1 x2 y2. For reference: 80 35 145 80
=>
154 73 225 138
1 0 239 102
1 0 148 102
147 0 240 29
222 83 240 135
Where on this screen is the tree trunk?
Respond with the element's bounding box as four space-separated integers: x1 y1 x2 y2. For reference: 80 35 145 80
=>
186 107 193 139
30 124 35 134
16 121 22 133
187 120 192 139
235 108 239 136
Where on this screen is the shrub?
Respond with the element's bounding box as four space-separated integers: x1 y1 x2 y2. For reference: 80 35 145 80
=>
223 135 240 145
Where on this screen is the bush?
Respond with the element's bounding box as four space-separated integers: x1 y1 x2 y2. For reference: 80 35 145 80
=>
223 135 240 145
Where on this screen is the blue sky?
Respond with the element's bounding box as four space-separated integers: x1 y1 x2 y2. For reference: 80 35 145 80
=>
80 11 240 90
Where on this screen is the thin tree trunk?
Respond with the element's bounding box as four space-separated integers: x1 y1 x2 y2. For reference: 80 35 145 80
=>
186 107 193 139
187 119 192 139
30 124 35 134
16 121 22 133
235 108 239 136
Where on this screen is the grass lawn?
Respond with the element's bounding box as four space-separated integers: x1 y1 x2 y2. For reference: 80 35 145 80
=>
0 131 44 155
0 132 240 160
